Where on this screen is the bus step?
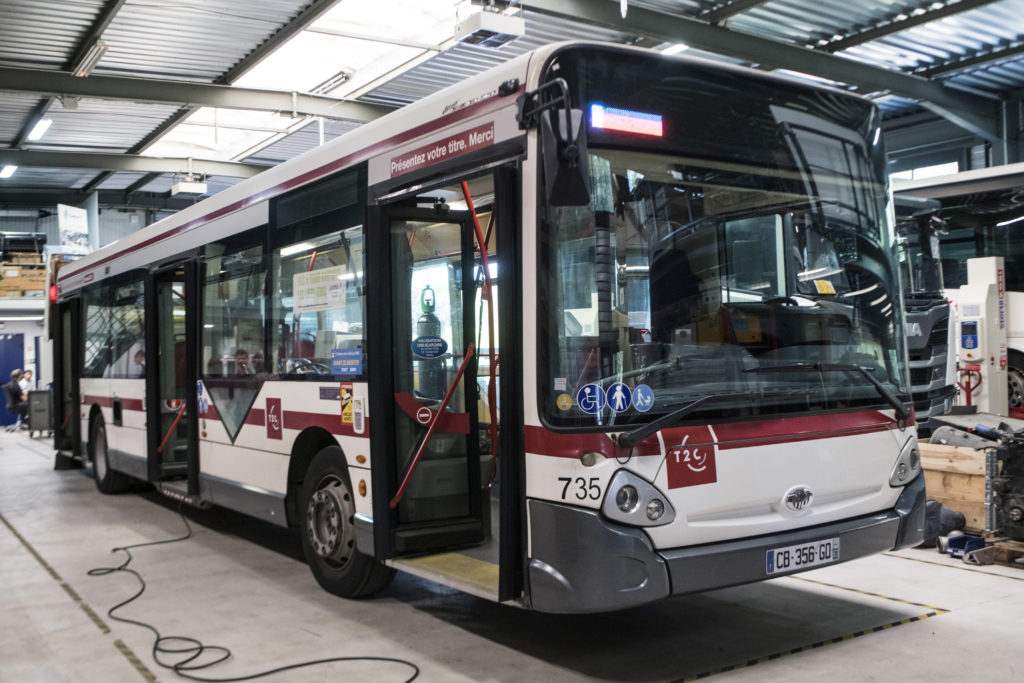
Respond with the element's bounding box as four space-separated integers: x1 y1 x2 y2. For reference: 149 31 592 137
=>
160 461 189 477
157 481 210 509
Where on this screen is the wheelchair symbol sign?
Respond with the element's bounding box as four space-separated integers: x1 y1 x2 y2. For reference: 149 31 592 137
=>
576 384 606 414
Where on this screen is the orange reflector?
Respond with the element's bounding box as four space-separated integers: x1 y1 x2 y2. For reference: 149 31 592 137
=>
358 480 367 496
356 454 366 464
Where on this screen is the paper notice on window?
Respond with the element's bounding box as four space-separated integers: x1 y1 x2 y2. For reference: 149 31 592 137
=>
293 266 347 314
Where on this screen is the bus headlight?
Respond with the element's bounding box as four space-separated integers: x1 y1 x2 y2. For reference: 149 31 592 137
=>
616 485 639 513
890 438 921 487
602 470 675 527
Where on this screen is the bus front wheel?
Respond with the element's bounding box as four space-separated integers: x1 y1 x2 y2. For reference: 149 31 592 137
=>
90 418 131 494
300 446 394 598
1008 351 1024 409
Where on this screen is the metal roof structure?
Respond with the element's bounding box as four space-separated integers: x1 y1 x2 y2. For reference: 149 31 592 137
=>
0 0 1022 214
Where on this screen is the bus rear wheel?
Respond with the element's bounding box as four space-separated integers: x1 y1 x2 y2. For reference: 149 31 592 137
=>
300 446 394 598
91 418 131 494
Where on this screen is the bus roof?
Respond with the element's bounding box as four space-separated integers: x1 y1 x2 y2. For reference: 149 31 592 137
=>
57 42 548 294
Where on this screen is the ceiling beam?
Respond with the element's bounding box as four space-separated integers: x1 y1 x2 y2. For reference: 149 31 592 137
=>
701 0 771 26
0 67 393 121
817 0 1005 53
918 43 1024 78
0 189 201 211
0 149 269 177
520 0 1001 142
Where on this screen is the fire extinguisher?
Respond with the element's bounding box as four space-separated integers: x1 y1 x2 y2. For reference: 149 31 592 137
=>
417 285 445 400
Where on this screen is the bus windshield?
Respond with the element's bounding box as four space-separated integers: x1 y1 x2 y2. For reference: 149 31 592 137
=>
539 48 909 428
896 213 945 299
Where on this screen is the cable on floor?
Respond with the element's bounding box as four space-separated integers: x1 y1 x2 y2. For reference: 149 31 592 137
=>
87 508 420 682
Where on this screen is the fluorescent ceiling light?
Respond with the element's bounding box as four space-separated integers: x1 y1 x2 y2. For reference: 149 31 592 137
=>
0 166 17 179
661 43 689 55
997 215 1024 228
145 0 458 163
27 119 53 141
73 40 108 77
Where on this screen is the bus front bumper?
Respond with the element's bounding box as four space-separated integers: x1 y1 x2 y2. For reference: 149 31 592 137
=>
527 472 925 614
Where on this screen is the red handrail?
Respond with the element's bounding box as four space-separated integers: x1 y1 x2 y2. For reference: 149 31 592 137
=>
157 402 187 454
390 344 475 510
461 182 500 486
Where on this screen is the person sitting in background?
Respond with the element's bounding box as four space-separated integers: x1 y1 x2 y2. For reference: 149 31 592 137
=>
233 349 253 375
4 369 28 430
134 350 146 377
18 369 33 393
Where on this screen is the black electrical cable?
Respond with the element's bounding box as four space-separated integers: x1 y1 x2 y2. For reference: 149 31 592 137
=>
88 508 419 682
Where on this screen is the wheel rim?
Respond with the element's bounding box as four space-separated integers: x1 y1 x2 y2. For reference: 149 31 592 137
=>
94 427 107 480
1009 367 1024 408
306 477 355 569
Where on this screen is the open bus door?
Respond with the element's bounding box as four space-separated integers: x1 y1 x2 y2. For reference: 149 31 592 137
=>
145 261 200 495
52 297 81 459
373 206 488 554
367 167 523 604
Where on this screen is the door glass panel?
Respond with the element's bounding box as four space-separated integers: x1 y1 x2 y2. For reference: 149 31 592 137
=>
156 270 188 470
391 218 477 525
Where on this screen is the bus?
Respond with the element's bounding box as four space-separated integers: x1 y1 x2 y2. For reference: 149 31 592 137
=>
52 42 925 613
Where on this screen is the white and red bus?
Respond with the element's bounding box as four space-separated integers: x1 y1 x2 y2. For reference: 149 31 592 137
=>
52 42 924 613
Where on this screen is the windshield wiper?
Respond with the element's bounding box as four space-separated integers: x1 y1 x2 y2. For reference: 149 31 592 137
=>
616 390 786 449
743 362 910 421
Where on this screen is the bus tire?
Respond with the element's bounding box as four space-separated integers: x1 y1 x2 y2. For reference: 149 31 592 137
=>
1008 350 1024 409
91 418 131 494
300 446 394 598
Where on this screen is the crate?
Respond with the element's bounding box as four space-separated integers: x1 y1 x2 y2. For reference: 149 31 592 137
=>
7 252 43 266
921 440 987 534
0 263 45 291
946 534 985 558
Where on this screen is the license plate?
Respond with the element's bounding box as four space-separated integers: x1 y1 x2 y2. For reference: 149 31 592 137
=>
765 538 840 575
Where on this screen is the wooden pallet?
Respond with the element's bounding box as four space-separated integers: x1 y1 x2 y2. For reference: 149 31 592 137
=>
993 539 1024 568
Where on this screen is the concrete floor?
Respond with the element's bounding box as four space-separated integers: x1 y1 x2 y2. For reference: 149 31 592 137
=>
2 429 1022 683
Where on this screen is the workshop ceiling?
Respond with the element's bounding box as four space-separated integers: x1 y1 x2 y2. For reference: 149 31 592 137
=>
0 0 1022 211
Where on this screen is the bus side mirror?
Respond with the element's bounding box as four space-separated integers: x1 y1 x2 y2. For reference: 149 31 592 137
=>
540 107 590 207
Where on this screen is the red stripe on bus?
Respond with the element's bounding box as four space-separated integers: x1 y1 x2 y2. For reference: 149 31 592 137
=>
523 429 660 459
82 395 144 411
59 87 524 286
283 409 367 438
710 411 898 449
525 411 900 458
245 408 266 426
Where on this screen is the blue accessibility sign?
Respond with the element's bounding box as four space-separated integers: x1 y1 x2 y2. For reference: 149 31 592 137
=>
606 383 632 413
632 384 655 412
576 383 606 414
